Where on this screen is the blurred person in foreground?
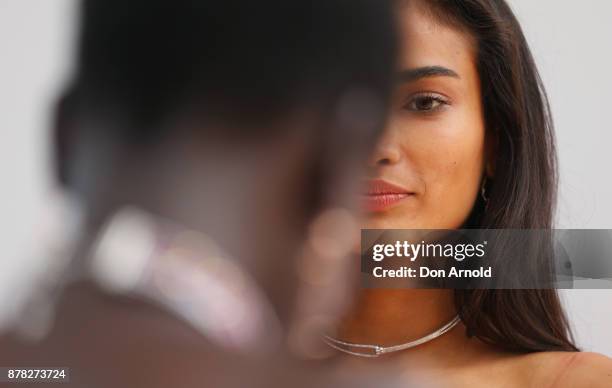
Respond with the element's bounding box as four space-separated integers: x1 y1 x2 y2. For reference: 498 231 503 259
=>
0 1 409 387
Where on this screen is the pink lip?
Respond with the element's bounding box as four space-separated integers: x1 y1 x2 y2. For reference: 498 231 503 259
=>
362 179 414 212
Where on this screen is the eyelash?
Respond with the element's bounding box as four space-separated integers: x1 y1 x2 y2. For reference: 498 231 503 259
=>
403 92 450 113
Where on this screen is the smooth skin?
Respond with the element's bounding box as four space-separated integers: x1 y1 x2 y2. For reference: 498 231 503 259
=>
337 3 612 387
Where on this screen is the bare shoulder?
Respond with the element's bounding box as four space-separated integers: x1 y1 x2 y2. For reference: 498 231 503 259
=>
519 351 612 388
552 352 612 388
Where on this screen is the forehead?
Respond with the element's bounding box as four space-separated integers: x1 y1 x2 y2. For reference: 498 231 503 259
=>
396 3 476 72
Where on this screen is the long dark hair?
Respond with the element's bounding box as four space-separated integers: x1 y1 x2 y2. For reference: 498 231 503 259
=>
414 0 578 352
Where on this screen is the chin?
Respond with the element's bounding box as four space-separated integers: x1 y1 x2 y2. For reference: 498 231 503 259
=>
362 210 422 229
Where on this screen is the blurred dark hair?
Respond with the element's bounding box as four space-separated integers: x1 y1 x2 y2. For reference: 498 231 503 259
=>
413 0 578 352
61 0 397 145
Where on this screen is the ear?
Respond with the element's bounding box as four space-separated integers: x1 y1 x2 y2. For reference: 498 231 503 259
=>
53 91 78 187
484 129 498 178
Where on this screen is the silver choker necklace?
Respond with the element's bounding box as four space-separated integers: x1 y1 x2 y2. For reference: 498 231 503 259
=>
324 315 461 358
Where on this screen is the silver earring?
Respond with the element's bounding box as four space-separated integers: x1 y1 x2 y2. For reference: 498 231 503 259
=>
481 176 490 203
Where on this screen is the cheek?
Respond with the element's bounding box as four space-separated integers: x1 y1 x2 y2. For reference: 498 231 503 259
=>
404 116 485 227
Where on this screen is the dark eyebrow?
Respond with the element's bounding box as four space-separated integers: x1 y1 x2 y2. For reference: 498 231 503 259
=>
395 66 459 83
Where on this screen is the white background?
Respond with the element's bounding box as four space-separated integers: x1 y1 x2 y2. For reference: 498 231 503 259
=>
0 0 610 354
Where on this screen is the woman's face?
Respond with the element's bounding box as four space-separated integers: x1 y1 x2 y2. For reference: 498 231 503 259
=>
362 4 488 229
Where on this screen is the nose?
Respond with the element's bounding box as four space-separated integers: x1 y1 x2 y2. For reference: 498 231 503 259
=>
369 131 401 166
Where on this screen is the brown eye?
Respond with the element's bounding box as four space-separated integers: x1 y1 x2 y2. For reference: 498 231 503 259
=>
405 93 449 112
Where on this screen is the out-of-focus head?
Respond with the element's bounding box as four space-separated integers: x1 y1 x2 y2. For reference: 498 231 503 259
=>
55 0 395 334
54 0 397 322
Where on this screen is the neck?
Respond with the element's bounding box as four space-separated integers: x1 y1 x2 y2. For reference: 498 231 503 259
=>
334 289 469 363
